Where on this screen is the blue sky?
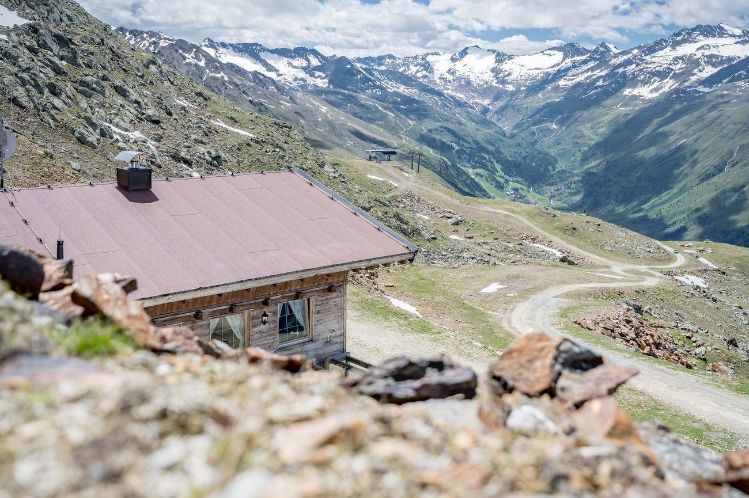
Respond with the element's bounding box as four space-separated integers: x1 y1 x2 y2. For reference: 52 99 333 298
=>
78 0 749 56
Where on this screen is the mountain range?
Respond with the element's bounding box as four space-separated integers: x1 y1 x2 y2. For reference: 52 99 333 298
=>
0 0 746 245
119 24 749 246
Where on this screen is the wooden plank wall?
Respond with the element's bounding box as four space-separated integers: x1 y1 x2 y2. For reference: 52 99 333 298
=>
146 271 348 363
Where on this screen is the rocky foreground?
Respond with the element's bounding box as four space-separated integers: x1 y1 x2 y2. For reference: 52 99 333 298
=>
1 245 749 497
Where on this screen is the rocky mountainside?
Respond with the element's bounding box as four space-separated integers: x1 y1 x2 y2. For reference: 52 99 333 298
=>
0 0 322 188
2 244 749 497
120 28 559 198
121 24 749 246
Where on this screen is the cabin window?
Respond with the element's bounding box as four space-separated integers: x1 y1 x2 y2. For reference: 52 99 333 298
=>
210 312 245 349
278 299 309 344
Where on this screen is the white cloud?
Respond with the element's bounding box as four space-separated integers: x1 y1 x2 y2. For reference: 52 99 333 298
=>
77 0 749 56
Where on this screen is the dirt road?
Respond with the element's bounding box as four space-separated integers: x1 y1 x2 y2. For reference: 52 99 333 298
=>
352 163 749 438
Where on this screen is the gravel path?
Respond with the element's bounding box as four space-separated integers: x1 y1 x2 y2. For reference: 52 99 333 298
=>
355 164 748 438
347 312 493 374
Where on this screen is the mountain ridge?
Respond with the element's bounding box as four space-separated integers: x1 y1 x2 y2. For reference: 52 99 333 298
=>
118 22 749 245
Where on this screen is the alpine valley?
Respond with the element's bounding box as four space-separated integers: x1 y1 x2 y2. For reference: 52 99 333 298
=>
120 24 749 246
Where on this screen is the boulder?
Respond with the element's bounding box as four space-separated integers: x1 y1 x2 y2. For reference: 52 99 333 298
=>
344 355 477 404
0 246 46 299
487 332 603 398
724 448 749 494
74 126 100 149
0 283 53 362
151 326 217 356
71 273 155 348
505 404 558 436
572 396 656 462
556 360 639 405
487 332 563 396
10 86 33 109
143 108 161 124
40 257 73 292
77 76 107 97
38 286 85 321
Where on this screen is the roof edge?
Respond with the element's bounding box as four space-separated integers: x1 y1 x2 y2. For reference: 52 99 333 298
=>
291 167 420 253
139 251 416 308
1 170 294 192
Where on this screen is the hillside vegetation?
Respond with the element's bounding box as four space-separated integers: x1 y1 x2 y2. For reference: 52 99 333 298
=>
0 0 322 188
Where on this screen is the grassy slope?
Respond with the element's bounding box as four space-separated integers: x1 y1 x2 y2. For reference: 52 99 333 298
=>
534 89 749 247
337 152 749 450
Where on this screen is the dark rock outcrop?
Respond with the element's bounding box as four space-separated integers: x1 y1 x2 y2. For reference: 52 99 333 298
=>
344 355 477 404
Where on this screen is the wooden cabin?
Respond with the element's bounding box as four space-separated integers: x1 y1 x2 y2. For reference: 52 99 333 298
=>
1 168 418 365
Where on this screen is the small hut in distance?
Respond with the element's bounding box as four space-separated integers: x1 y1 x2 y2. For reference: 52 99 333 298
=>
365 149 398 162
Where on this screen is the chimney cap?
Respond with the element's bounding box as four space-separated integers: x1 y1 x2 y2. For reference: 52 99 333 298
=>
114 150 144 164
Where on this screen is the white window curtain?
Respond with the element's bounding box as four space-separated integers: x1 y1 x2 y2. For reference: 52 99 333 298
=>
226 313 245 347
289 300 307 332
209 314 245 348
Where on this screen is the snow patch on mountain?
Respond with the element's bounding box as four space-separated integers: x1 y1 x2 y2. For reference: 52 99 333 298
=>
212 119 256 138
0 5 28 28
120 30 174 52
181 48 207 67
648 36 749 64
201 44 274 77
260 52 327 86
430 47 498 84
623 77 680 99
719 24 744 36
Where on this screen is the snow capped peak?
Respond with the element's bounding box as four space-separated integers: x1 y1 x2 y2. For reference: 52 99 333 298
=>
117 22 749 107
594 42 620 54
550 42 590 58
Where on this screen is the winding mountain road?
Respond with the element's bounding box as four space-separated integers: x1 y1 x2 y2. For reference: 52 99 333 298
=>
377 165 749 437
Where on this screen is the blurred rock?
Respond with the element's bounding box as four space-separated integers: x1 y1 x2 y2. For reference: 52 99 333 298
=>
639 423 725 484
572 396 656 462
38 285 85 321
0 283 53 361
0 354 116 392
556 360 639 405
71 273 155 347
724 448 749 494
245 347 311 373
152 326 212 356
345 355 477 404
487 332 604 398
506 404 558 435
40 257 73 292
0 245 45 299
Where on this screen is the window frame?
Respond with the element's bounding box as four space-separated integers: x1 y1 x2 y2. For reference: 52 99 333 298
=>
277 297 312 346
209 311 247 349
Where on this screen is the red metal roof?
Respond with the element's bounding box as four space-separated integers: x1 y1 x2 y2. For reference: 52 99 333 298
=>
1 171 416 301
